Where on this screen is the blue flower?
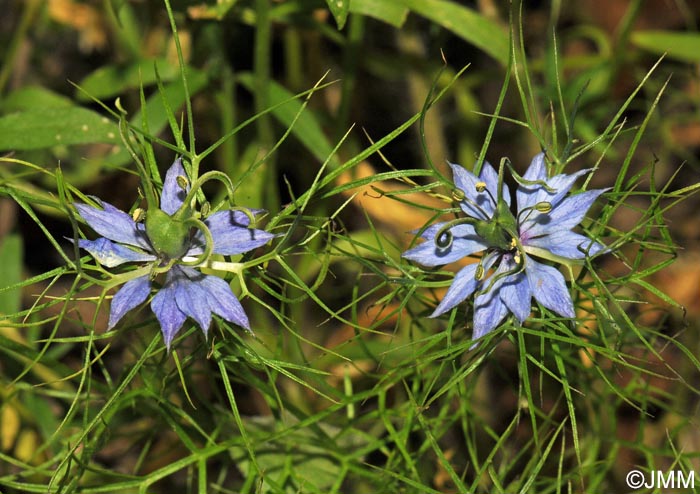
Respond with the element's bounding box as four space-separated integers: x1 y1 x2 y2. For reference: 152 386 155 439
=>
403 153 606 344
75 158 275 348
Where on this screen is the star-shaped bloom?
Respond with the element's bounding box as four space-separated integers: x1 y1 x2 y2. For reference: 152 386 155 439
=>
75 158 275 348
403 153 606 344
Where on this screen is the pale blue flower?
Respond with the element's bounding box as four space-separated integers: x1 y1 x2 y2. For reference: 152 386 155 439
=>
75 158 275 348
403 153 606 343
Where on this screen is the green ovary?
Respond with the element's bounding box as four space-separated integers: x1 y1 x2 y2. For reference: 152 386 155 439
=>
145 208 191 259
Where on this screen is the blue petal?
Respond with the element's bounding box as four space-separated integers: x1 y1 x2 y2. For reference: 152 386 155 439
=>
516 154 595 220
473 288 510 341
478 160 510 208
471 254 523 340
449 162 502 220
526 259 575 318
197 272 251 331
515 153 546 212
430 263 480 317
403 222 488 267
188 210 276 256
522 153 547 182
108 275 151 329
499 263 531 323
151 281 188 349
520 189 606 237
523 230 605 259
170 267 213 334
75 200 151 250
160 158 189 215
78 238 156 267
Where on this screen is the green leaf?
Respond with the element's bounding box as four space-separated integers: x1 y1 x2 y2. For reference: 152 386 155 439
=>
631 30 700 63
326 0 350 29
0 107 119 151
398 0 509 65
350 0 408 27
0 86 72 113
0 234 23 314
76 58 182 101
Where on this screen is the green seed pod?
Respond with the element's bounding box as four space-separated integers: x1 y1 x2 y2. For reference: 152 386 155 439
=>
145 208 190 259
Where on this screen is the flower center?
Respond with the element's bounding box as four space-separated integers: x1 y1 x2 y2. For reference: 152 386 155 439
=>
473 198 518 251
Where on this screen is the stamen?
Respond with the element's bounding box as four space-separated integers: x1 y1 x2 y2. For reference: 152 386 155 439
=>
452 188 465 202
475 251 526 298
535 201 552 213
475 181 487 193
517 202 552 224
176 175 189 190
132 208 145 222
475 263 484 281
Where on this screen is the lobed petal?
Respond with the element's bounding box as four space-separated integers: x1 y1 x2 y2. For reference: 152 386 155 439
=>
516 153 598 220
449 162 502 220
523 230 605 260
187 210 276 257
403 223 488 267
471 254 522 342
78 238 156 267
170 267 213 334
473 288 510 341
522 152 547 182
520 188 607 237
498 261 532 323
160 157 189 215
478 160 511 208
151 281 188 349
108 275 151 329
75 200 151 250
429 263 480 317
526 258 575 318
196 272 251 331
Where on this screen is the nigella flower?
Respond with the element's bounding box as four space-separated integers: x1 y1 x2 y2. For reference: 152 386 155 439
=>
403 153 607 344
74 158 275 348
